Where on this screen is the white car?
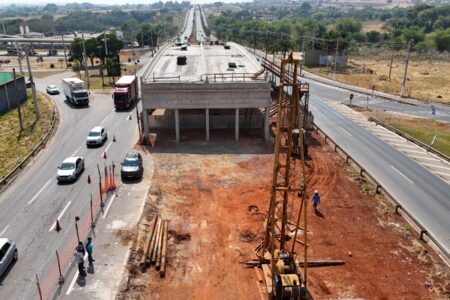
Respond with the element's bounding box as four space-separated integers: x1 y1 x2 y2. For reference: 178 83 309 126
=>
46 85 60 95
86 126 108 147
57 157 85 183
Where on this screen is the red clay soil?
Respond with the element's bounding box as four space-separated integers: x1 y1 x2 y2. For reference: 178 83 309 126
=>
117 132 449 300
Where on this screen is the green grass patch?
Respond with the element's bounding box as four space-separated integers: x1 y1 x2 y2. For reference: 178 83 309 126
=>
23 70 65 78
389 120 450 157
0 91 54 179
78 67 137 90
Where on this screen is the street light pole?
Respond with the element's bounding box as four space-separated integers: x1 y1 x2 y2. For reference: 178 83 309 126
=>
98 46 105 89
81 33 90 90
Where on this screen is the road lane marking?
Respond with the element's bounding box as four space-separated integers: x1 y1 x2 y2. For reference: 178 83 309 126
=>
0 225 10 236
71 145 82 157
409 155 439 161
103 141 113 155
400 149 426 154
420 162 450 170
340 128 352 136
49 201 72 232
28 179 52 205
391 166 414 184
66 252 88 295
103 193 116 219
100 114 110 125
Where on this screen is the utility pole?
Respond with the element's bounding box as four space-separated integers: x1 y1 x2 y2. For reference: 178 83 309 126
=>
388 46 395 80
332 38 340 81
13 68 23 131
400 40 413 98
141 24 144 50
104 31 108 56
98 46 105 89
62 35 68 69
25 51 40 118
81 33 90 90
300 38 305 76
15 43 23 75
2 21 5 35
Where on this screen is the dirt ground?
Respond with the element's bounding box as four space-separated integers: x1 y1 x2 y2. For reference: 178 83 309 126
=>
307 58 450 104
117 130 449 300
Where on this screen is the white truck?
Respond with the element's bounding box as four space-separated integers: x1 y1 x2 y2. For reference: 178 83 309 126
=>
62 78 89 106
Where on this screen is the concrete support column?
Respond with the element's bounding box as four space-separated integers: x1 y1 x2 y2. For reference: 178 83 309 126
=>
175 109 180 143
235 108 239 142
264 107 269 143
143 108 149 144
206 108 210 142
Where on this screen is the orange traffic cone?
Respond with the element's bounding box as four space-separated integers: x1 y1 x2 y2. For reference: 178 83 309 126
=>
55 220 62 232
103 151 107 159
113 135 116 142
87 175 91 184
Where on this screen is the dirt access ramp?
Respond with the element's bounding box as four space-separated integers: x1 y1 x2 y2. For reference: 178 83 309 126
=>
116 132 449 299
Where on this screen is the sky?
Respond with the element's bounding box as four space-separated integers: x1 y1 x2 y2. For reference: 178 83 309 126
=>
1 0 249 5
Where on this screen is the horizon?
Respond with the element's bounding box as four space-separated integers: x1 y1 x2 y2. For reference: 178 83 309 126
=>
0 0 251 6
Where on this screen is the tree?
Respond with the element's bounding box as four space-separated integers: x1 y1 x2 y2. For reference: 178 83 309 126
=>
69 38 84 66
71 61 81 78
43 3 58 13
335 18 362 36
366 31 381 43
401 26 425 44
41 13 53 22
96 34 124 63
85 38 100 66
433 29 450 52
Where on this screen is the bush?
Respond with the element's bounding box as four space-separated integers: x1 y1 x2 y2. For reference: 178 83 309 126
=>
49 63 55 68
67 63 73 68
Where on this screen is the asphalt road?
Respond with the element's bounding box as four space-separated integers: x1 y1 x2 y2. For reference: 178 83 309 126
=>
195 6 206 42
179 7 194 42
305 77 450 123
0 71 141 299
309 94 450 255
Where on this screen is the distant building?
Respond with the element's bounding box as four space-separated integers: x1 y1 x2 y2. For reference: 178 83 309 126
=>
104 28 124 40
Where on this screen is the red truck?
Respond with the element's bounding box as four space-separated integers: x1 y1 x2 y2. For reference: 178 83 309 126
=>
113 75 138 109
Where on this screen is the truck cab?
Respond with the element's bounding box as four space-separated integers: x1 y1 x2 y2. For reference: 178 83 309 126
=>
113 76 137 110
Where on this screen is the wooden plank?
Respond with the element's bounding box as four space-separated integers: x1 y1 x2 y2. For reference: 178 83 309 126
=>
141 215 157 266
256 280 266 300
150 219 162 264
159 220 169 278
261 264 273 296
255 267 263 283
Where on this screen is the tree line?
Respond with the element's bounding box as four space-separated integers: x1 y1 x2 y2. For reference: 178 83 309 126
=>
209 3 450 53
2 5 183 44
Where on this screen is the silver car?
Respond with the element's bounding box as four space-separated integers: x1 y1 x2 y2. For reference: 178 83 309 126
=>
57 157 85 183
0 238 18 278
86 126 108 147
46 85 60 95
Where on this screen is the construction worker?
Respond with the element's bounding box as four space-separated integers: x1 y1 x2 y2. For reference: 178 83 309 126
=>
312 190 320 215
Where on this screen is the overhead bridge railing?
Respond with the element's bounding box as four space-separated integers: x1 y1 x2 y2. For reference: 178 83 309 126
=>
313 124 449 259
201 72 268 83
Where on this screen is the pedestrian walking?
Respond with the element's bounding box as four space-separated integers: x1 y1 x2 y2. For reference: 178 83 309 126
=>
312 190 320 215
74 246 86 277
86 237 95 265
